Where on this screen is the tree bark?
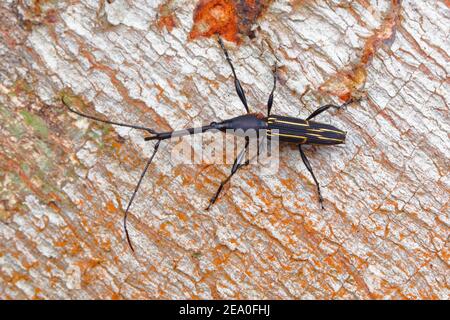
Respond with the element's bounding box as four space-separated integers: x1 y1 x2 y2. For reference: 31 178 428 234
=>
0 0 448 299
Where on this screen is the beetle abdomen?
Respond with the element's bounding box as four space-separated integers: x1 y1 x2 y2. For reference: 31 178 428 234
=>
266 115 346 145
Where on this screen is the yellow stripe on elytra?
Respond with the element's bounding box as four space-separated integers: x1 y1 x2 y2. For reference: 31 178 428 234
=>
267 131 307 143
318 136 345 142
267 118 310 127
268 131 343 143
305 133 344 142
306 133 322 137
306 128 345 135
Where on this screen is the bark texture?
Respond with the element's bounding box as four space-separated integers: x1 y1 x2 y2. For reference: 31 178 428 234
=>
0 0 449 299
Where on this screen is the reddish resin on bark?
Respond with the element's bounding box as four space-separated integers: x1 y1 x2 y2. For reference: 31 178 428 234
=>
189 0 273 43
156 1 178 32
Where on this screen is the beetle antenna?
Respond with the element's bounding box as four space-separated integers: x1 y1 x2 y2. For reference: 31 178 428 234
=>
62 98 158 134
124 140 161 252
216 35 250 114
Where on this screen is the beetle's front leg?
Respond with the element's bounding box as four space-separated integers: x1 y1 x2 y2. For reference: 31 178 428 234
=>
206 139 250 210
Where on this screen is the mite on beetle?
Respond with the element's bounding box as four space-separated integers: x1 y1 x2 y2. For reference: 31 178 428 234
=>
63 36 359 251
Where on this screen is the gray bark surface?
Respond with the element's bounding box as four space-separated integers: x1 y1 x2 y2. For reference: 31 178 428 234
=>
0 0 448 299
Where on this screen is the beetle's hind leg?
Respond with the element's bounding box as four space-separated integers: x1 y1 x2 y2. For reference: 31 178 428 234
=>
306 98 360 121
298 145 324 210
217 36 250 114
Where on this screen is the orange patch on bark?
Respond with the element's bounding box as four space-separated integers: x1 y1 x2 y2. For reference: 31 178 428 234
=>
176 211 189 222
106 200 117 213
157 15 176 32
440 247 449 261
54 240 67 247
44 9 58 24
319 65 367 101
320 0 402 102
190 0 239 43
19 0 59 29
33 288 43 299
360 0 401 65
156 2 177 32
111 292 121 300
190 0 274 43
289 0 311 10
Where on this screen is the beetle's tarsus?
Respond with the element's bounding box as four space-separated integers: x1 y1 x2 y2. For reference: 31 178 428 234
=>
319 196 325 210
343 97 361 108
206 198 214 211
299 145 325 210
125 225 135 252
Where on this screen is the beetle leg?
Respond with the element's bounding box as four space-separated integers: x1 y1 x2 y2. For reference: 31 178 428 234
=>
298 145 324 209
306 99 360 121
267 63 277 116
206 139 250 210
217 36 250 114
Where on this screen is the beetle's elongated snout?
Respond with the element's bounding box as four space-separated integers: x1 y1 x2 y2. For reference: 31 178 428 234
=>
144 124 218 141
